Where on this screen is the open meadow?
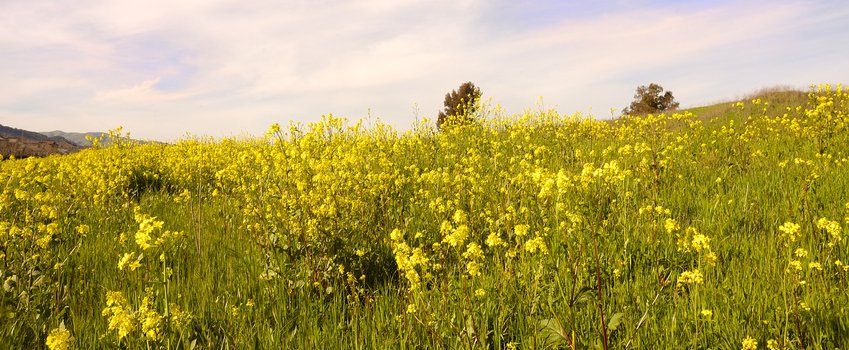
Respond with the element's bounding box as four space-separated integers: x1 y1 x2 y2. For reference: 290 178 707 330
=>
1 85 848 349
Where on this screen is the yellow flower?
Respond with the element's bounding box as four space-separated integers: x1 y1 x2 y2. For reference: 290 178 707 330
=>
678 269 704 286
404 269 421 289
138 297 162 340
452 209 468 224
174 189 191 204
664 218 679 234
485 232 505 247
134 212 164 250
817 217 842 246
265 122 281 137
135 229 153 250
524 236 548 254
46 222 60 234
390 228 404 242
778 222 801 244
816 217 841 236
514 224 530 237
742 336 758 350
443 224 469 248
117 252 136 271
75 224 90 236
169 303 193 328
767 339 780 350
701 309 713 318
787 260 803 272
409 248 429 265
691 234 711 252
102 291 135 339
46 324 74 350
462 242 483 260
704 251 718 266
466 261 481 277
35 234 53 249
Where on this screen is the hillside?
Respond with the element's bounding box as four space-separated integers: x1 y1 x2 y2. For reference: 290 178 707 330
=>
40 130 103 147
0 85 846 348
0 124 83 158
682 87 809 122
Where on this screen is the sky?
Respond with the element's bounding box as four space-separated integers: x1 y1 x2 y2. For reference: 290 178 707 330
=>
2 0 848 141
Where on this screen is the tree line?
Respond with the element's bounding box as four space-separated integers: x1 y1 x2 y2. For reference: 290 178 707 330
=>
435 82 679 129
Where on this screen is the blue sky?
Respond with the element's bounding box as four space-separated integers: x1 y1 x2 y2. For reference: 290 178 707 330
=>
2 0 848 141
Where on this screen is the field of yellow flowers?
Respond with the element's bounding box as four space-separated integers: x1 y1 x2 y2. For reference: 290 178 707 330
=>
1 85 848 349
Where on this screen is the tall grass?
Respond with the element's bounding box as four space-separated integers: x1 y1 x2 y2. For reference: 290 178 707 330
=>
1 85 848 349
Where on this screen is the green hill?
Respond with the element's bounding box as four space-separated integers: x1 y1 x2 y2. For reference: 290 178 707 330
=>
2 85 847 348
683 87 809 123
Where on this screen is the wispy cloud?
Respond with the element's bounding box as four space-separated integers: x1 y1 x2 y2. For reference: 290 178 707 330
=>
1 0 847 140
93 77 192 104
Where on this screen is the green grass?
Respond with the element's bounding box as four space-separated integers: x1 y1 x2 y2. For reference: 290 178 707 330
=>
1 86 848 349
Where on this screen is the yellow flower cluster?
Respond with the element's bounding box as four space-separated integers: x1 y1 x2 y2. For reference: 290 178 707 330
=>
0 87 847 347
742 336 758 350
513 224 530 237
117 252 141 271
45 324 74 350
102 291 136 339
101 290 189 342
391 229 432 290
778 222 801 245
523 236 548 255
676 227 717 265
485 232 505 248
678 269 704 286
169 303 193 329
816 217 842 247
664 218 680 234
137 297 163 341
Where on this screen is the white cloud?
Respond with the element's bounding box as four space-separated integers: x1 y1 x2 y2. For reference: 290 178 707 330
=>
93 77 192 104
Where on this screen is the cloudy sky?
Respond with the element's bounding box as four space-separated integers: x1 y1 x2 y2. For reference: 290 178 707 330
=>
2 0 848 141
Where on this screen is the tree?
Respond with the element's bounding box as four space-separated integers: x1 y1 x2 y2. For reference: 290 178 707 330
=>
623 83 679 115
437 82 481 129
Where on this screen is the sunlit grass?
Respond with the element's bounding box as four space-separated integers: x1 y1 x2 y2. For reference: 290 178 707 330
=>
1 84 848 349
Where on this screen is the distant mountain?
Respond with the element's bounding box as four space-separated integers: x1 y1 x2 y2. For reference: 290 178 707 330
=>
1 124 53 142
0 124 84 158
40 130 103 147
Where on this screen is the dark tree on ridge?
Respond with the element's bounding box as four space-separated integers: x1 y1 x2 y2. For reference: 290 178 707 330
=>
623 83 680 115
437 82 481 129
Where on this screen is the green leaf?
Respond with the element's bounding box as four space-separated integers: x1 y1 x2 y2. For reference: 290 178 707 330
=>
465 315 476 337
539 318 568 346
572 286 595 307
607 312 625 332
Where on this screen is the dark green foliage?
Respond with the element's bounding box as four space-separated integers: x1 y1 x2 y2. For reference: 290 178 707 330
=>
623 83 680 115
